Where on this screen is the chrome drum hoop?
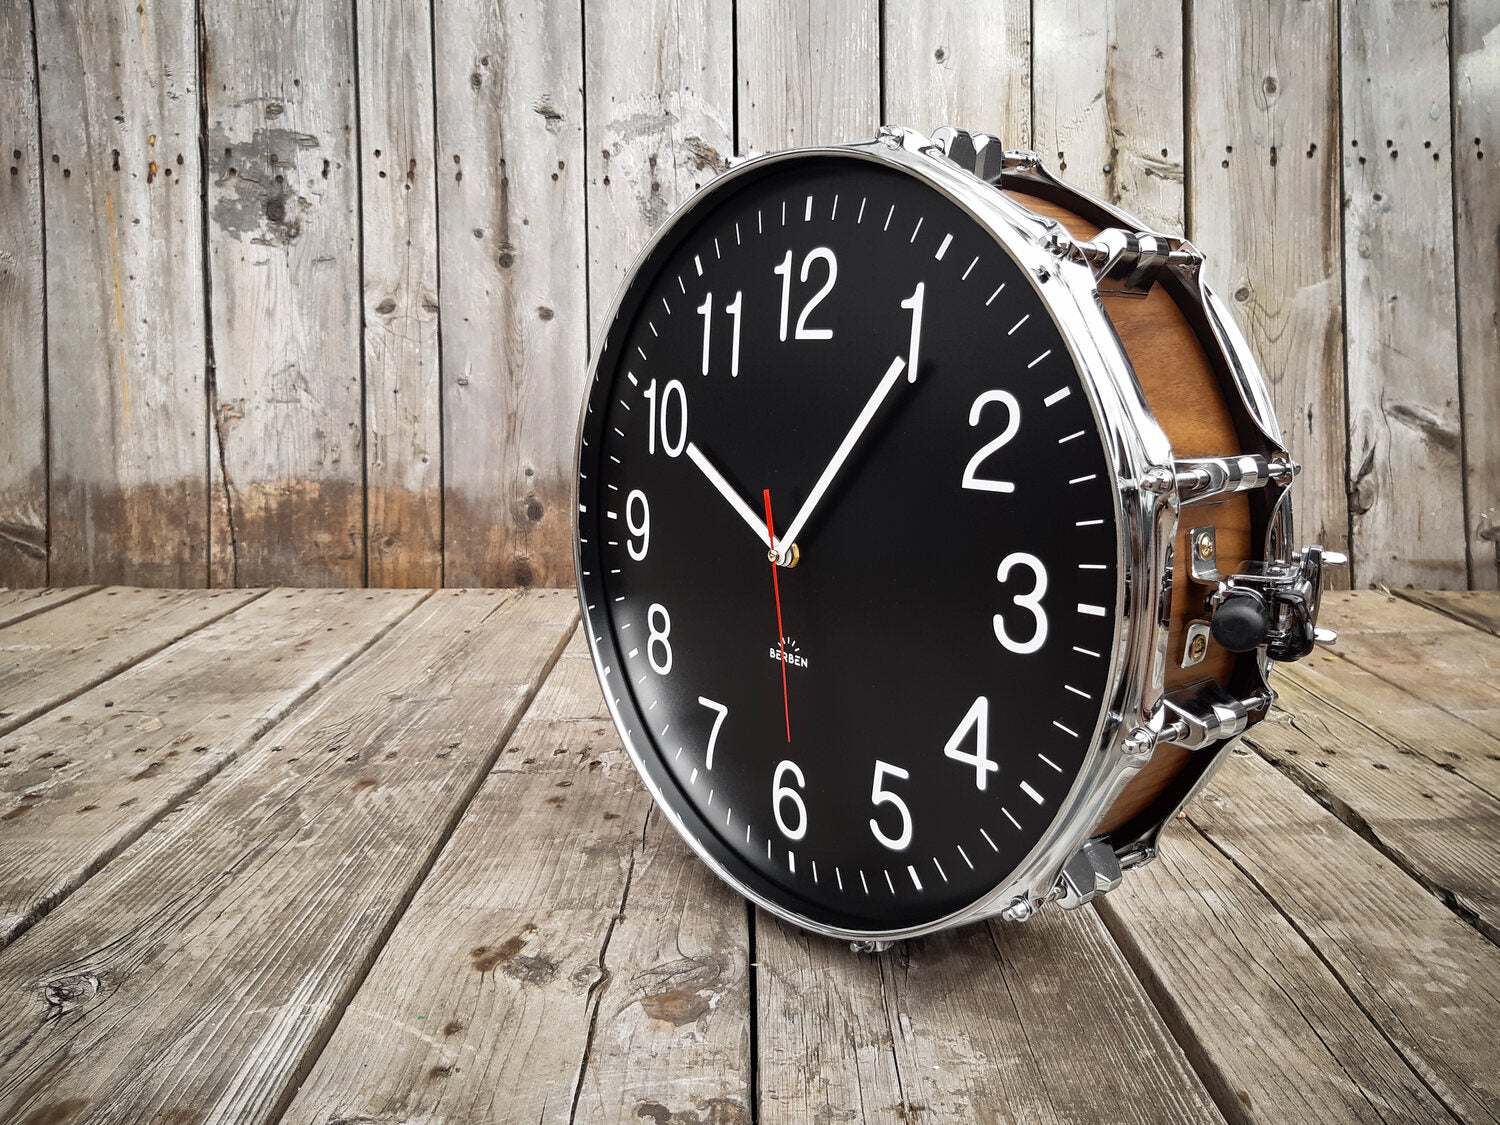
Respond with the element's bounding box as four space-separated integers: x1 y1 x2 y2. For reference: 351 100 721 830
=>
930 132 1322 864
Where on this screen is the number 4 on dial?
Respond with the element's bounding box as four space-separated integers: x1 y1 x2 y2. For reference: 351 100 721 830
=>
944 696 997 790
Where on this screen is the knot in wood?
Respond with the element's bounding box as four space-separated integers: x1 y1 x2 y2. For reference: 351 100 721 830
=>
43 973 100 1010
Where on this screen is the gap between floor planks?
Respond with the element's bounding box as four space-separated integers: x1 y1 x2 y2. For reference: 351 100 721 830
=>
0 586 99 630
0 589 578 1124
1249 596 1500 946
0 588 432 949
0 586 266 736
2 594 1488 1122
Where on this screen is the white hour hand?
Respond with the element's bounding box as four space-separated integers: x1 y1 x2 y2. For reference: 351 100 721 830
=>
685 441 773 550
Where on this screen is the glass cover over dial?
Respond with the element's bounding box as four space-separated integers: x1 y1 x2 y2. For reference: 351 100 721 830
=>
576 153 1120 932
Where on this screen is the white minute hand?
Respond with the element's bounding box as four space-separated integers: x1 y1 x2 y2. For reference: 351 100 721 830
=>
776 355 907 558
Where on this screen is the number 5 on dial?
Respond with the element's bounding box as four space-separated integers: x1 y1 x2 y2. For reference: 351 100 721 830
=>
869 761 913 851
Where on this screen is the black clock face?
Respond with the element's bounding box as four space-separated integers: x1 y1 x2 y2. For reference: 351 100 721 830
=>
577 153 1120 932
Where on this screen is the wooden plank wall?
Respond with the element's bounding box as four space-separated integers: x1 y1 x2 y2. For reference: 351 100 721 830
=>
0 0 1494 590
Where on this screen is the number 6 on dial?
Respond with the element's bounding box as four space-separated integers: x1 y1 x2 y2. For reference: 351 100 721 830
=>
773 760 808 841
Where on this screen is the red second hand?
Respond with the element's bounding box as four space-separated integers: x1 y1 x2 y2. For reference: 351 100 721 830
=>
763 489 792 743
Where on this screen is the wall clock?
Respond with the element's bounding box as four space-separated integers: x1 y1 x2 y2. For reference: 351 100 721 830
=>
573 126 1339 944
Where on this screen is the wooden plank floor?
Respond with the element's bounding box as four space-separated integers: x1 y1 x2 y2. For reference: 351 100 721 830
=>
1 589 1497 1123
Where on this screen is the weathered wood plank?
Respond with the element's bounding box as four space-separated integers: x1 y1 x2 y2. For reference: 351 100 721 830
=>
1099 817 1456 1125
0 588 427 949
1034 0 1183 235
1187 748 1500 1122
0 587 261 737
287 639 753 1123
360 0 443 588
883 1 1030 147
37 1 208 586
1281 645 1500 800
1342 0 1467 588
756 902 1223 1122
1315 591 1500 738
737 0 879 154
438 0 586 588
1189 0 1348 564
584 0 734 342
753 915 900 1121
1399 589 1500 637
0 2 46 585
571 806 752 1124
205 0 364 586
1248 678 1500 944
1454 1 1500 588
0 589 575 1124
0 587 97 631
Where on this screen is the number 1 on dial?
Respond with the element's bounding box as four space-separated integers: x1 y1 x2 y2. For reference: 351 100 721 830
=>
900 281 925 381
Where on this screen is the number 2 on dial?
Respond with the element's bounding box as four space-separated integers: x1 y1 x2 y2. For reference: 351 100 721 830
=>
962 390 1021 493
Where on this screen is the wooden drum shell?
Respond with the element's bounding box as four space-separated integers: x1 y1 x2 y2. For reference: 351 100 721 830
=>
1003 190 1253 836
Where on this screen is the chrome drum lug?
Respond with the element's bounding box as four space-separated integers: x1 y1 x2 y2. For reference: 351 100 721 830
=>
1054 838 1125 909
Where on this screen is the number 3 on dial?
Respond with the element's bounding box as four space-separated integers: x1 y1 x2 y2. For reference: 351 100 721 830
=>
994 552 1048 654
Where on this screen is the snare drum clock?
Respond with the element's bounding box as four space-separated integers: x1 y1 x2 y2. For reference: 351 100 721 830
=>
574 126 1341 944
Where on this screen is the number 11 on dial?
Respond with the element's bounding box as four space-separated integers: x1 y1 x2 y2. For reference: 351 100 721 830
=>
696 291 743 377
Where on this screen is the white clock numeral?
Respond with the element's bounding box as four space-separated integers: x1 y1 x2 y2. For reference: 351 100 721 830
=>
696 290 743 377
772 759 808 840
994 552 1049 654
725 291 742 376
625 489 650 560
944 695 997 790
698 696 728 768
643 378 688 457
961 390 1021 493
774 252 791 339
696 292 713 375
869 760 913 851
900 281 925 381
774 247 837 342
647 602 673 674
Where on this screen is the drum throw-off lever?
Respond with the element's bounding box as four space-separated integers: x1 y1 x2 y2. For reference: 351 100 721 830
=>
1209 546 1346 662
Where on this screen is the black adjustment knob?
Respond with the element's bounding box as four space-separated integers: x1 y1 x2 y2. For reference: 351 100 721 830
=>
1211 592 1271 652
